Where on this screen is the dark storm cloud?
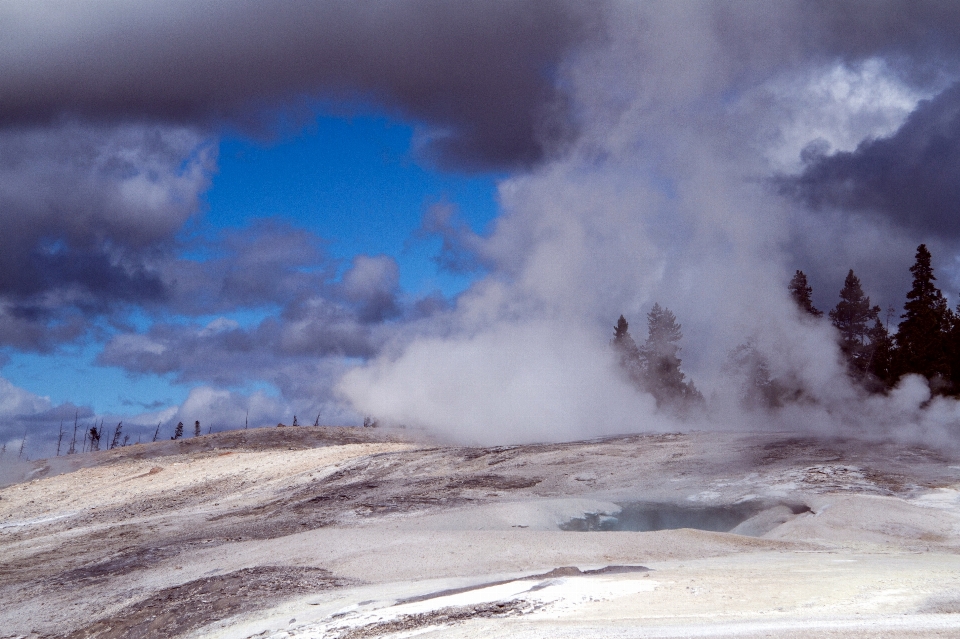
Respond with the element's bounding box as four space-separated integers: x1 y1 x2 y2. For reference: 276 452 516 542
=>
799 0 960 60
779 82 960 238
0 310 85 352
707 1 960 84
0 122 212 348
0 0 598 170
9 1 960 170
0 0 596 349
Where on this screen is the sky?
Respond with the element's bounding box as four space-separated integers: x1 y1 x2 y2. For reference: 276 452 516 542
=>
7 1 960 457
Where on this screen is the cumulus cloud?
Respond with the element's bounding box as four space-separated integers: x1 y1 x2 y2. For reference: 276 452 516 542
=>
161 222 332 314
779 81 960 238
99 304 380 386
752 58 932 173
340 255 401 324
0 123 213 349
0 376 94 458
97 236 409 389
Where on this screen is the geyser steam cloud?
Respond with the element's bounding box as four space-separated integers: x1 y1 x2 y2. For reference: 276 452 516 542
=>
339 2 960 445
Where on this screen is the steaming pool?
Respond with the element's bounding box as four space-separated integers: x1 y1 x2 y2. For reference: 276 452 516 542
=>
560 501 810 533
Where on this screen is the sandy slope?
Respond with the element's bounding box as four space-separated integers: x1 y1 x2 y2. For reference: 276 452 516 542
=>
2 427 960 638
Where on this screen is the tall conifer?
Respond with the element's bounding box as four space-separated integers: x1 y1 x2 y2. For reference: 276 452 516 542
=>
611 315 643 388
865 318 893 385
789 270 822 317
829 270 879 373
640 304 702 406
894 244 951 383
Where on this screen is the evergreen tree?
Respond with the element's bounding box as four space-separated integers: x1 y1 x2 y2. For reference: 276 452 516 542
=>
865 317 894 388
611 315 643 388
171 421 184 440
828 270 879 374
894 244 951 384
640 304 702 406
194 420 201 437
788 270 822 317
949 308 960 393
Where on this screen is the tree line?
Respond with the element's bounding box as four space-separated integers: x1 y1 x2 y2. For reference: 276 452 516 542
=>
790 243 960 395
612 243 960 410
611 304 703 412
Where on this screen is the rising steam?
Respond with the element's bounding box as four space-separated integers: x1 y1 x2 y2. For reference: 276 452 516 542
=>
339 4 960 446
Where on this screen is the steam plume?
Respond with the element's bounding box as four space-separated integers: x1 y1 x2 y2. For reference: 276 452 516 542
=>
340 2 960 446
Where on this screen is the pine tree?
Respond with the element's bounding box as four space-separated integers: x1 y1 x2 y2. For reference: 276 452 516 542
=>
640 304 702 407
894 244 951 384
865 317 894 388
194 420 201 437
950 309 960 393
611 315 643 388
171 421 184 440
788 270 822 317
829 270 879 373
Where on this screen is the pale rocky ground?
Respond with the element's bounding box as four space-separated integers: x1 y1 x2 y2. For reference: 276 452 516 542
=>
3 426 960 638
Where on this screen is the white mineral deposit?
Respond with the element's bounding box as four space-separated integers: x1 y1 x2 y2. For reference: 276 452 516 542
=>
4 427 960 638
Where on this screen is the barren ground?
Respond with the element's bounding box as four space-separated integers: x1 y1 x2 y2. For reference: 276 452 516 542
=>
4 426 960 638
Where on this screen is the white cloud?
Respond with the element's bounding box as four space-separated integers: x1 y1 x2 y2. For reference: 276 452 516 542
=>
755 58 937 171
0 376 50 422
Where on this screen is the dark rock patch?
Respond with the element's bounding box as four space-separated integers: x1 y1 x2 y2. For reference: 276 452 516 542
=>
66 566 350 639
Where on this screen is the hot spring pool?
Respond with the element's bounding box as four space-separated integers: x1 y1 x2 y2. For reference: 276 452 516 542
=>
559 501 797 533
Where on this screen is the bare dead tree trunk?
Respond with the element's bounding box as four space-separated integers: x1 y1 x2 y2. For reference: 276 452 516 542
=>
152 422 161 442
68 412 78 455
56 420 64 456
110 422 123 449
